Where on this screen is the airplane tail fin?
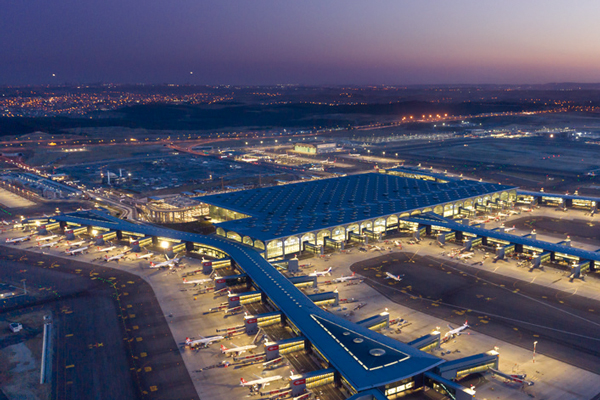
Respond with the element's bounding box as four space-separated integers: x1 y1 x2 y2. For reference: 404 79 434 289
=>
352 272 355 277
150 261 155 267
240 378 247 385
183 278 187 283
220 344 227 352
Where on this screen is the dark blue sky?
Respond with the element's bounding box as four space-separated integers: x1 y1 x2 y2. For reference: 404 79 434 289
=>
2 1 600 85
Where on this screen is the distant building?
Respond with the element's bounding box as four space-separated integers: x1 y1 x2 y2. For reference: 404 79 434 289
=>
1 172 82 199
140 194 209 223
294 142 337 155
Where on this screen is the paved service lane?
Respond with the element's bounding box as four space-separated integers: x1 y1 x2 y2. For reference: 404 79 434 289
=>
0 247 199 400
351 252 600 373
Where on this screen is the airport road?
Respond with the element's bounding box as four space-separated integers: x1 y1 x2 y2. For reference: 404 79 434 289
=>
351 252 600 374
0 246 198 400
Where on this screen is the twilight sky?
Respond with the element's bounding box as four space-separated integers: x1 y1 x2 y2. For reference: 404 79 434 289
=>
2 0 600 85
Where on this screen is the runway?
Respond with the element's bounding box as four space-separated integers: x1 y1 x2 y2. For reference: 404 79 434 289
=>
351 252 600 373
0 247 199 400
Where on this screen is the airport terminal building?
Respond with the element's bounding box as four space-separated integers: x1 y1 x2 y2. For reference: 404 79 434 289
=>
198 169 517 259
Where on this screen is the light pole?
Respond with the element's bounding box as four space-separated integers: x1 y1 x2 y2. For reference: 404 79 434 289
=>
533 341 538 363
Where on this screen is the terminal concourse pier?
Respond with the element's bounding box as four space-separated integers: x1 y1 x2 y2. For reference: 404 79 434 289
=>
35 169 600 400
198 170 517 259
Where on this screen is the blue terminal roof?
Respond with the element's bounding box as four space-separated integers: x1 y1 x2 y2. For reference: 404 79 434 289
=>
198 173 515 241
52 210 444 391
404 213 600 263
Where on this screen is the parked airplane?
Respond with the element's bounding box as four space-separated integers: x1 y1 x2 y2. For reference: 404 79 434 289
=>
385 272 403 281
104 252 127 262
457 252 475 260
5 235 31 244
333 272 360 283
150 255 183 269
67 239 87 247
183 277 213 285
1 220 11 225
97 245 117 252
37 235 58 242
309 267 332 277
240 374 283 388
444 321 469 339
489 368 534 386
38 240 61 248
504 225 516 232
136 252 154 260
66 246 89 255
185 335 224 349
371 245 383 252
220 343 257 356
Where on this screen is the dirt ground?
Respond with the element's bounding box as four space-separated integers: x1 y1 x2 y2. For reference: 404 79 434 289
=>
0 310 50 400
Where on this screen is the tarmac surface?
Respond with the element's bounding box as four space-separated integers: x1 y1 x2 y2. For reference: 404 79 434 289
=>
351 251 600 374
0 246 199 400
511 215 599 245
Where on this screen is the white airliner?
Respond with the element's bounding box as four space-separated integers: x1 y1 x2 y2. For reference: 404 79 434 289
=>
97 245 117 252
37 235 58 242
38 240 61 248
185 335 224 349
521 207 533 212
67 239 87 247
183 277 213 285
371 245 383 252
150 255 183 269
1 220 11 225
504 225 516 232
66 246 89 255
444 321 469 339
457 252 474 260
333 272 360 283
105 252 127 262
220 343 257 355
136 252 154 260
240 374 283 387
309 267 332 277
385 272 403 281
489 368 534 386
5 235 31 244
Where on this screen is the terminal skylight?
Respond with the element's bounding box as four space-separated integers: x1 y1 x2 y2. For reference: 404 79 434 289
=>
311 314 410 371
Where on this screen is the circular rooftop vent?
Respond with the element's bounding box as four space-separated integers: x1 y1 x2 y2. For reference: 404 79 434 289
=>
353 338 364 343
343 331 351 336
369 348 386 357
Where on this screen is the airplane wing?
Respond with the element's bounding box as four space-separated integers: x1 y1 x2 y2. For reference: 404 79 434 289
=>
447 324 454 330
